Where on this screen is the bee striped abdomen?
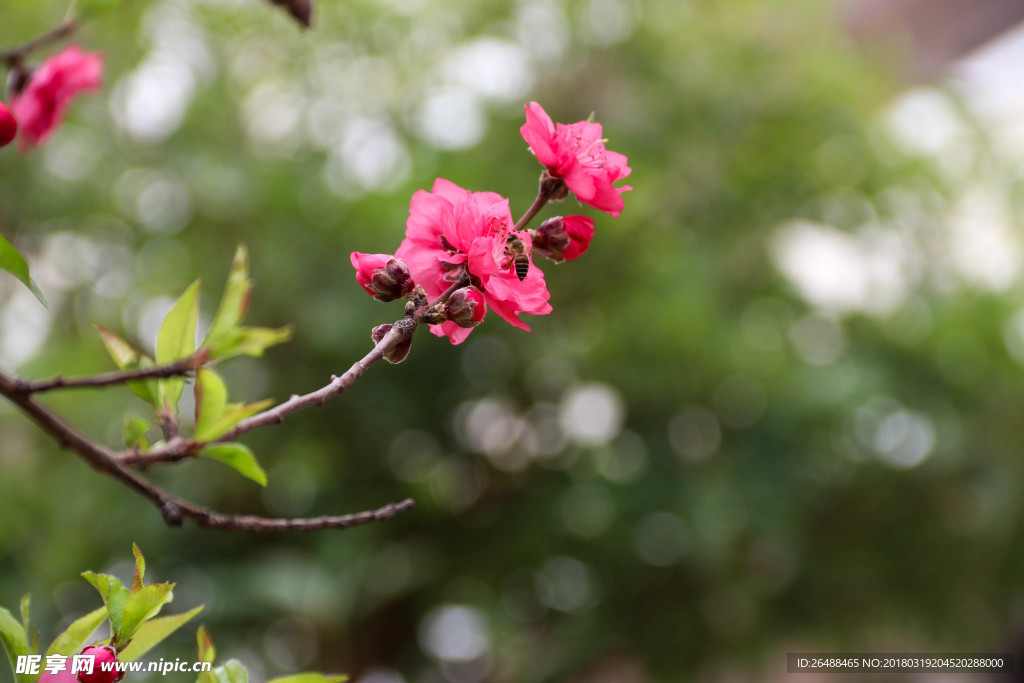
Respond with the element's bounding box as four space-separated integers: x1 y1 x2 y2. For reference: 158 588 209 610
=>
504 235 530 281
513 255 529 280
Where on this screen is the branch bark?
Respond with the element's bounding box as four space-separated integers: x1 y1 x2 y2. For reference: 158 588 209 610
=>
0 368 414 532
11 353 206 395
266 0 314 29
122 282 466 467
0 19 77 67
0 258 467 529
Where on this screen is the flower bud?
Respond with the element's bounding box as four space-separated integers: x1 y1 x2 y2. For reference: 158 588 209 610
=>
77 644 124 683
370 323 414 364
371 324 392 344
421 303 448 325
531 215 594 263
540 170 570 201
350 253 415 302
444 287 485 328
0 103 16 148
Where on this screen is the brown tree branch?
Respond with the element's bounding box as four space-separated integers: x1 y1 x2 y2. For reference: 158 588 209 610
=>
266 0 314 29
0 261 468 528
11 352 206 395
123 281 467 467
0 368 415 532
0 19 78 67
513 191 551 232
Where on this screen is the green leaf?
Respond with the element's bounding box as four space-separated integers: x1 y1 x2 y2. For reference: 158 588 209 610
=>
131 544 146 593
118 605 203 663
127 358 159 407
0 233 46 306
18 596 29 639
0 605 33 683
81 572 131 636
18 596 35 656
45 606 106 658
211 660 249 683
198 246 291 361
199 443 268 486
267 674 348 683
204 246 253 353
117 583 174 648
196 627 216 683
196 626 215 664
95 326 158 406
194 368 228 440
95 325 141 369
194 399 273 443
123 417 151 450
155 280 201 415
220 326 293 360
73 0 120 20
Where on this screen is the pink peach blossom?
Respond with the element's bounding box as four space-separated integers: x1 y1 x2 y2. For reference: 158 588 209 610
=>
11 46 102 151
395 178 552 344
520 101 632 217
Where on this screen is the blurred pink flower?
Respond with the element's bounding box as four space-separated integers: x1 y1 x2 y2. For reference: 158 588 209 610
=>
11 46 102 151
520 101 632 217
0 102 17 147
36 659 76 683
395 178 552 344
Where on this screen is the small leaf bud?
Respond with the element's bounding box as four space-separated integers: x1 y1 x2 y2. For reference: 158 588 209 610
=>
371 323 413 363
422 303 448 325
371 324 392 345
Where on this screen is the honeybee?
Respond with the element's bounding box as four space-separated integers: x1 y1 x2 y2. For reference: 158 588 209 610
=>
504 234 530 281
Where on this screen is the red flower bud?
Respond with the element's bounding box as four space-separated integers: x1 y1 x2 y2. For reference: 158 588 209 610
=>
77 645 124 683
350 253 415 302
0 103 17 148
531 215 594 263
444 287 485 328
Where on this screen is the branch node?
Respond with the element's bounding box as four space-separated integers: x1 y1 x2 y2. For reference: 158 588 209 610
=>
160 500 184 527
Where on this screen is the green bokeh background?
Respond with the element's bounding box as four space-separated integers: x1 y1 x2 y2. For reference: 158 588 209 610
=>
2 0 1023 680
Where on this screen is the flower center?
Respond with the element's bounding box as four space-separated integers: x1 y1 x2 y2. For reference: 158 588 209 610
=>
567 132 607 171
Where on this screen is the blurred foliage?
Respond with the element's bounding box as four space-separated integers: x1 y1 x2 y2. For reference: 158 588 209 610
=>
2 0 1024 681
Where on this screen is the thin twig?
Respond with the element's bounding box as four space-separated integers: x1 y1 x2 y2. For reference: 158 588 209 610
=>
0 19 78 67
12 353 205 395
126 281 471 467
513 191 550 232
0 369 415 532
0 240 469 527
266 0 314 29
424 279 466 310
125 316 420 465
